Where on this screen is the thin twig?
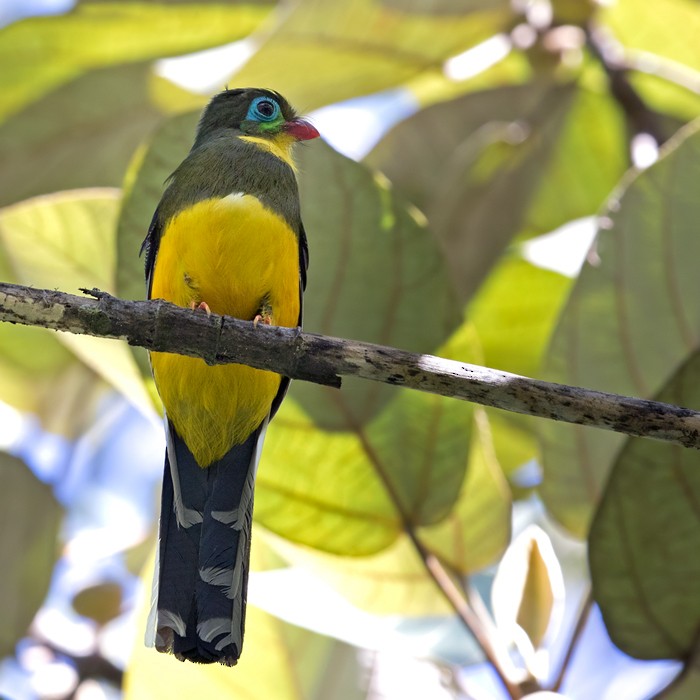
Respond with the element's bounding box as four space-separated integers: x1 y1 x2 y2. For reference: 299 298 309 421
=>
585 24 665 145
623 49 700 97
551 588 594 692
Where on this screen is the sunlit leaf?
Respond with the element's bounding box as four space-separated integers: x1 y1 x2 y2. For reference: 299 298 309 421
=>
468 256 572 378
262 533 451 618
258 387 472 556
540 119 700 537
602 0 700 73
520 85 627 239
0 453 62 657
262 409 509 614
550 0 599 25
230 0 513 110
627 72 700 133
421 409 511 575
0 190 153 424
589 353 700 661
378 0 510 14
0 62 201 209
0 1 270 120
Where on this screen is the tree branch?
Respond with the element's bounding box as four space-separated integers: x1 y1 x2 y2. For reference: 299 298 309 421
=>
586 24 666 145
2 281 700 449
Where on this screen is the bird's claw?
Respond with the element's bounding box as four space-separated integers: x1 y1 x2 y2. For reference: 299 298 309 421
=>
189 300 212 315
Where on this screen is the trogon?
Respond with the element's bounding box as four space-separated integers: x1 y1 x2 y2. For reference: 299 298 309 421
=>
141 88 319 665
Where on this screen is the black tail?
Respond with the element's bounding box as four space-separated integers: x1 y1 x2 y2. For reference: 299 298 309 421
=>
148 420 265 665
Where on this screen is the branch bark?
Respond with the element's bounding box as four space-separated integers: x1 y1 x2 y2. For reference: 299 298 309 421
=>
2 281 700 450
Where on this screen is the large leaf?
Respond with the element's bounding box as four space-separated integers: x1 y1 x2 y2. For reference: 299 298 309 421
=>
294 140 459 427
125 540 364 700
261 406 510 615
0 453 63 657
0 190 153 427
468 256 571 379
589 353 700 661
365 83 577 302
540 118 700 537
602 0 700 74
257 388 472 556
0 1 270 120
0 234 100 434
378 0 510 14
117 111 198 301
0 62 202 209
229 0 513 110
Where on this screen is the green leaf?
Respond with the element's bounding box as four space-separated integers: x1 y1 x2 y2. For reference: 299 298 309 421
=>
0 1 270 120
264 533 452 617
589 353 700 660
519 85 627 239
627 71 700 129
0 338 104 437
294 140 459 428
540 118 700 537
229 0 513 109
0 190 153 424
378 0 510 14
262 406 510 614
602 0 700 73
0 453 63 657
365 83 577 302
0 62 201 209
420 408 511 574
117 111 198 301
468 255 572 379
257 387 472 557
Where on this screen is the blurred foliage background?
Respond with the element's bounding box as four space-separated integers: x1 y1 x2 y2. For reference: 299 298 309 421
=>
1 0 699 699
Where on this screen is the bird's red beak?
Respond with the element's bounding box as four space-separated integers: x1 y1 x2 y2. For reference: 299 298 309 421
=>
283 118 320 141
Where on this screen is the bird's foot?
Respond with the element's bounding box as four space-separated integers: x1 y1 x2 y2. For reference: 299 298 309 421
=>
253 312 272 327
189 300 211 315
253 298 273 327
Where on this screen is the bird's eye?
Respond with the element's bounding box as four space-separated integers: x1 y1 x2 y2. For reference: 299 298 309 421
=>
247 96 281 123
256 100 275 118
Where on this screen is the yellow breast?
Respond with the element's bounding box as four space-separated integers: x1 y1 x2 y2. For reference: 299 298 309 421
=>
150 193 300 466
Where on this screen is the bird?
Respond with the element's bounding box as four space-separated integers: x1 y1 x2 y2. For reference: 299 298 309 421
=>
140 88 319 666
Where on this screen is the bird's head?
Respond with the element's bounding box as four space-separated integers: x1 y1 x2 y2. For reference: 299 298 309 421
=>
194 88 319 148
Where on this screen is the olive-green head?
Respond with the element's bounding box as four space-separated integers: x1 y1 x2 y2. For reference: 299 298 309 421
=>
193 87 319 148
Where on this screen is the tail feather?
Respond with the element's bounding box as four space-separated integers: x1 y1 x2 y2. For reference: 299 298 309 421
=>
149 418 267 665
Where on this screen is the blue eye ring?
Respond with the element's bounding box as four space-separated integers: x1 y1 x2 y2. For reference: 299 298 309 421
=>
246 96 281 123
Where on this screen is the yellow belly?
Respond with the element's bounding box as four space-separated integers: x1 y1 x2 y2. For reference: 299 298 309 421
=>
150 193 300 467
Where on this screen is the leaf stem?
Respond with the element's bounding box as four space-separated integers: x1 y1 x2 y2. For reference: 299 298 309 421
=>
586 24 666 146
551 587 594 692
